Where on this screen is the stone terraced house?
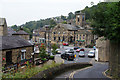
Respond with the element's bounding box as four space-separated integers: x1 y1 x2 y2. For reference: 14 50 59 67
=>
0 18 34 67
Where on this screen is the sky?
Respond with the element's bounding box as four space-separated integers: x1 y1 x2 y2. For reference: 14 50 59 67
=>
0 0 102 26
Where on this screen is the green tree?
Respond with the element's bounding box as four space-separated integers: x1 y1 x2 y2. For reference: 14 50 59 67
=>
67 12 75 20
91 2 120 42
50 19 57 28
61 15 66 20
39 44 47 59
62 21 67 24
51 44 58 55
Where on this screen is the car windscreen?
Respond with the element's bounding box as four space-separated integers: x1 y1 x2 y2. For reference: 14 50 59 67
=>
89 52 94 54
79 51 84 54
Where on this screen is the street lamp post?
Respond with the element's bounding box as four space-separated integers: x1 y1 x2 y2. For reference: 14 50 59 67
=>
74 31 76 46
45 25 51 54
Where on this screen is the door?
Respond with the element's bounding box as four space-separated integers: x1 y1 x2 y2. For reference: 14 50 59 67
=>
6 51 12 65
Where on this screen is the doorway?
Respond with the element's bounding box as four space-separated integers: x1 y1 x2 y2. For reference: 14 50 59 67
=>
6 51 12 65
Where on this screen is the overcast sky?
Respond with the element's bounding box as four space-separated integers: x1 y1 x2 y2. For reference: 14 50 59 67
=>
0 0 102 26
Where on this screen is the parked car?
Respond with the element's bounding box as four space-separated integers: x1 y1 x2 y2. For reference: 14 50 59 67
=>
76 48 84 52
61 52 75 61
68 49 74 53
56 49 61 54
65 49 70 53
79 51 85 57
88 50 95 58
74 46 80 50
63 42 69 46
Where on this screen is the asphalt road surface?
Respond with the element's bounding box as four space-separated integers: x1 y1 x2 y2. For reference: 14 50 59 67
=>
54 46 110 80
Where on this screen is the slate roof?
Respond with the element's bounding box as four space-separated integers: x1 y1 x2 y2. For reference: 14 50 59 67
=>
0 18 6 26
7 27 16 36
32 33 40 36
78 30 92 34
60 24 78 31
0 36 33 50
12 30 29 35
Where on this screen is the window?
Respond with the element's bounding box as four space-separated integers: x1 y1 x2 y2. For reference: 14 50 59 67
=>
80 35 81 40
21 50 26 60
77 34 78 39
58 37 60 41
58 32 60 34
53 32 56 34
63 32 65 34
54 37 56 41
83 35 85 39
78 18 79 22
82 16 84 21
63 36 65 41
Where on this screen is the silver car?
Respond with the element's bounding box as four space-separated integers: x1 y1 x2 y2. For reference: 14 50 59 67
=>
79 51 85 57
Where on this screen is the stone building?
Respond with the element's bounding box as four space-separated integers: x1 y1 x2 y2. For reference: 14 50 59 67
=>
75 29 94 47
12 27 30 40
1 36 34 66
0 18 34 66
96 37 109 62
0 18 8 36
51 23 77 44
75 12 85 27
32 25 51 44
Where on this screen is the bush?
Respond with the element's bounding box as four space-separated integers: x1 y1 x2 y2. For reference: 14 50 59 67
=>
41 58 47 61
49 56 54 60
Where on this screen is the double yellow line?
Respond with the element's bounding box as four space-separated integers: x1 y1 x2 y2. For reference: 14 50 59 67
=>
69 66 93 79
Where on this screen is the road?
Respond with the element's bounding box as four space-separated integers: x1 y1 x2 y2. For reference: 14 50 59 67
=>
56 46 93 64
54 46 110 80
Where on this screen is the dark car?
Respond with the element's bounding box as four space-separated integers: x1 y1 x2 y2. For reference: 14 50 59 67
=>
74 46 80 50
61 52 75 61
68 49 74 53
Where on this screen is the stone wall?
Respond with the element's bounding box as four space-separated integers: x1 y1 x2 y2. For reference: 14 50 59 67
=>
51 26 69 43
2 46 33 65
96 37 109 62
0 25 8 36
109 42 120 78
32 36 39 42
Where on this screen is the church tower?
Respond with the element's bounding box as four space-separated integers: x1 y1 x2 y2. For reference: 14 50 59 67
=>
75 12 85 27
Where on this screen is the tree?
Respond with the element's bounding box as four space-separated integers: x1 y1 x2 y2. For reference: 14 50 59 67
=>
91 2 120 42
39 44 47 59
50 19 57 28
51 44 58 55
67 12 75 20
61 15 66 20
